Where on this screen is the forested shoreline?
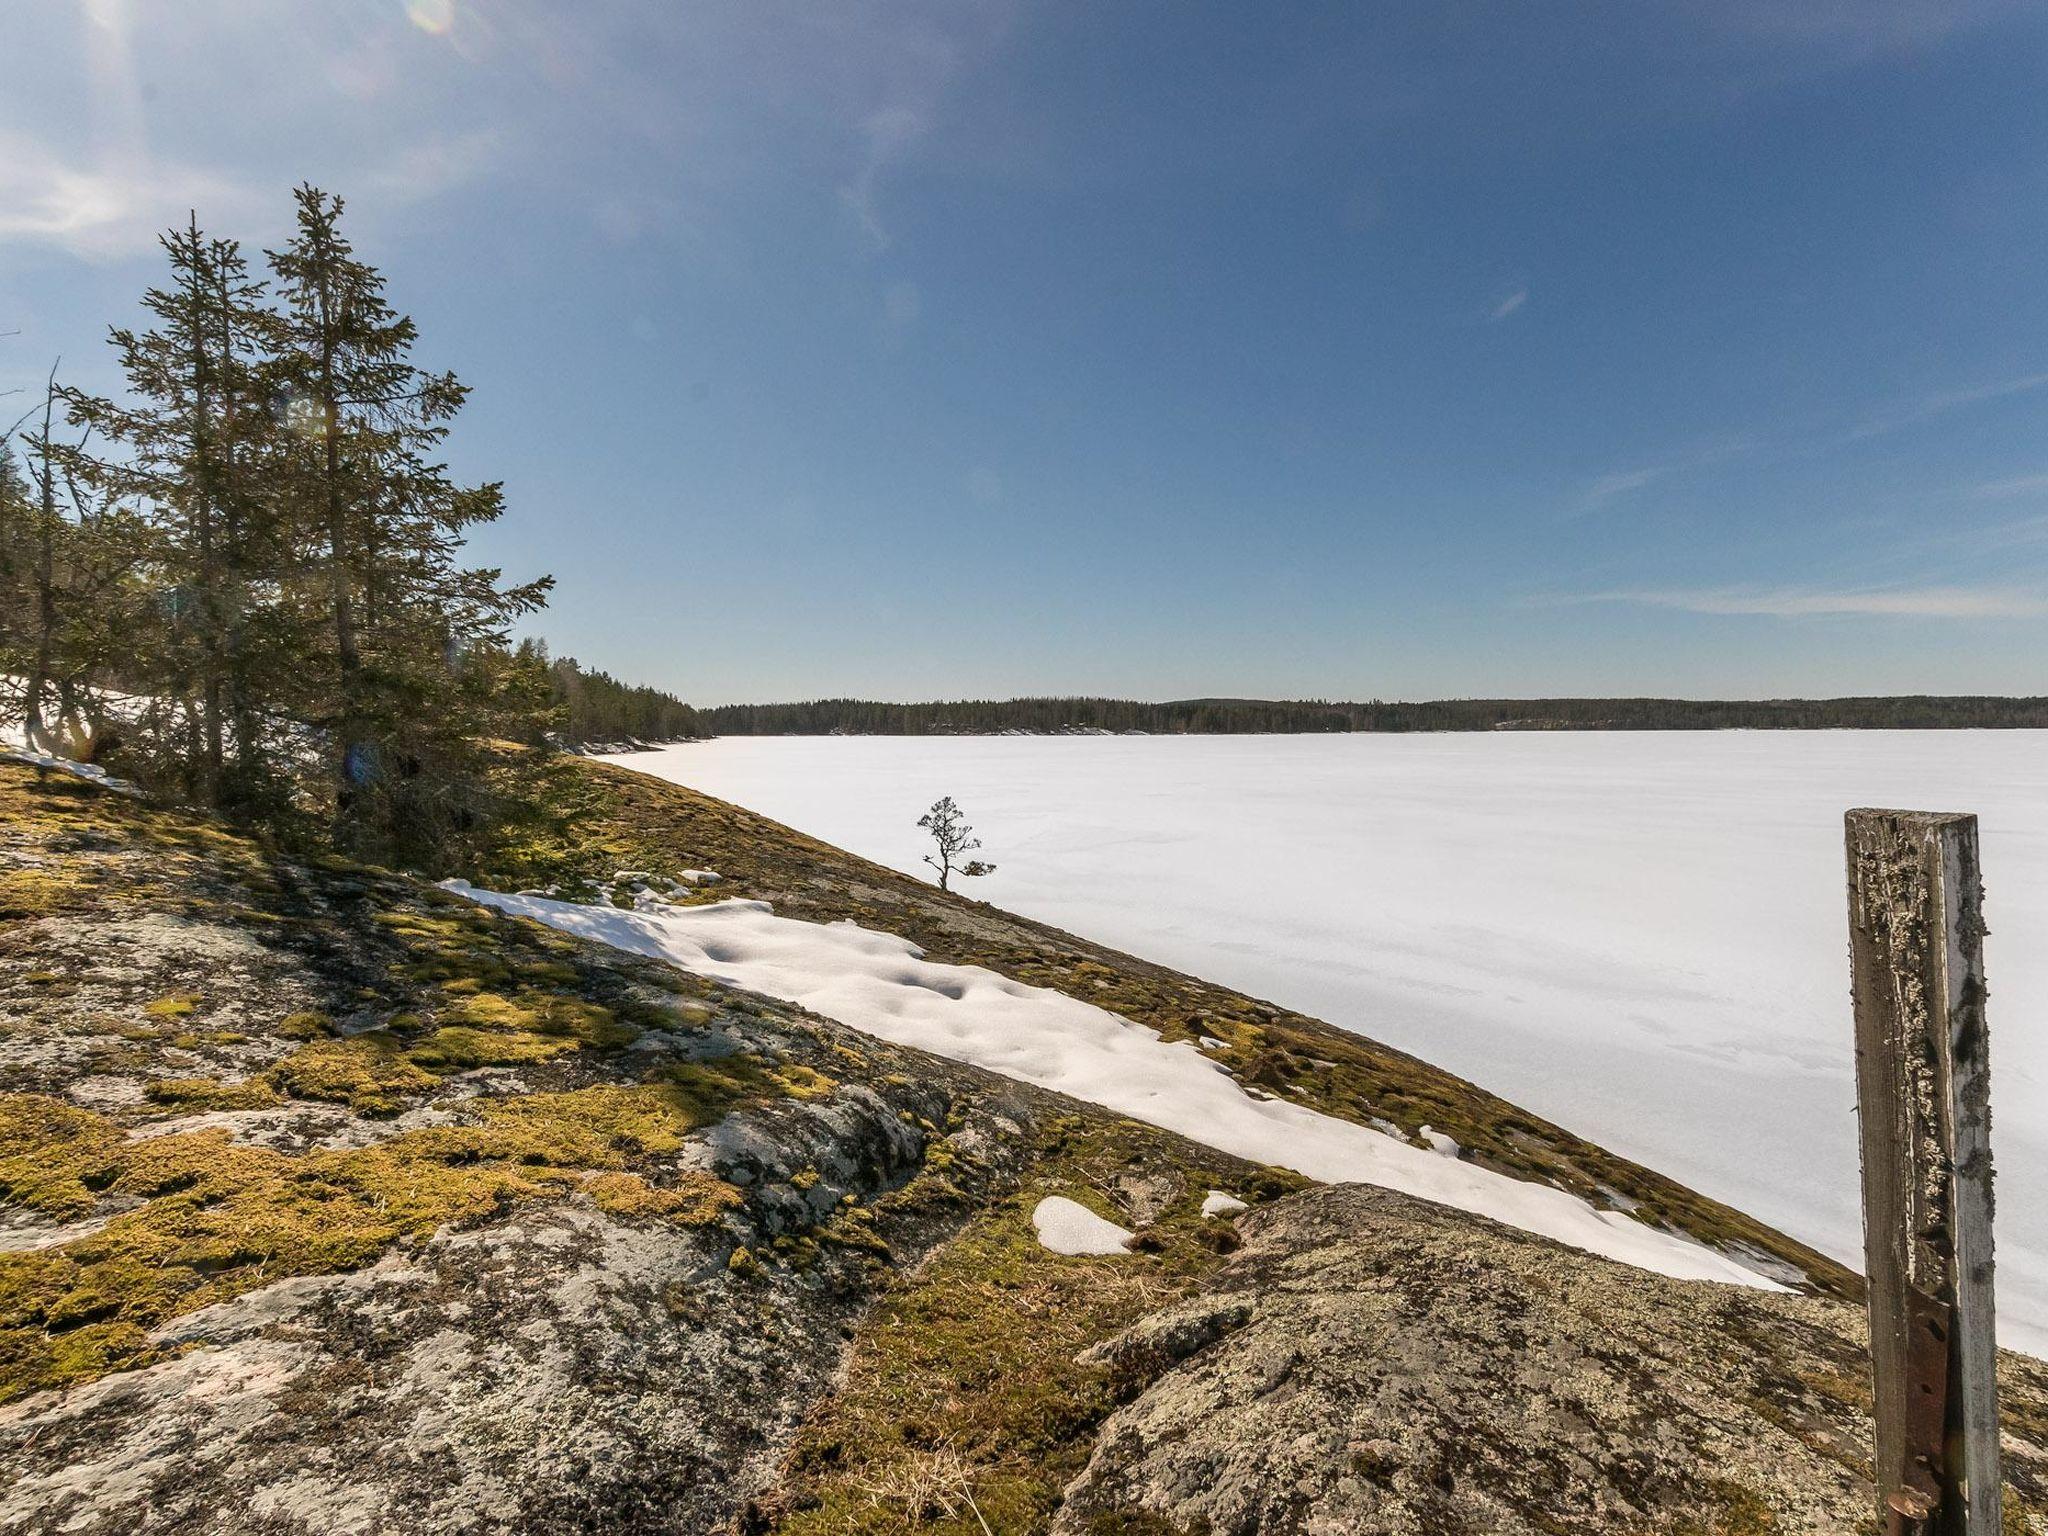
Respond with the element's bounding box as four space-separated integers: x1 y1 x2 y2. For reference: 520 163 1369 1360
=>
696 694 2048 736
527 645 703 746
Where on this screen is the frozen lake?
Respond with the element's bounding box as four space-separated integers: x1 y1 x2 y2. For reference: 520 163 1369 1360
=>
608 731 2048 1349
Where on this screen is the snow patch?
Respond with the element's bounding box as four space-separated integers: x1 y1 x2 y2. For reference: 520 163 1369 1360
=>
441 880 1787 1292
1419 1125 1461 1158
1201 1190 1249 1218
2 749 142 797
1032 1196 1134 1255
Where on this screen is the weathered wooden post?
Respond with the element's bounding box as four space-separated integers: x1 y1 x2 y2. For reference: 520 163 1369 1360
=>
1845 809 2001 1535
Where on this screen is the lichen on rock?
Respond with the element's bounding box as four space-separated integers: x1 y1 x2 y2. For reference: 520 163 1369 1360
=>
1053 1183 2048 1535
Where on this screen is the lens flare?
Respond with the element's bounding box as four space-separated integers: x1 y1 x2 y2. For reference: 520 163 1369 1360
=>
406 0 455 35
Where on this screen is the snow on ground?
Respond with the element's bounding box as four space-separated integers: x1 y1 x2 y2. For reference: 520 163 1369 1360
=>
444 879 1784 1291
606 732 2048 1353
1032 1196 1135 1255
1 749 142 797
1201 1190 1249 1218
2 685 147 797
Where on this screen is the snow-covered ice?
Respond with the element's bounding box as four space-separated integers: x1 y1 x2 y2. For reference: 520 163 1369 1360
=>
606 731 2048 1352
444 879 1783 1290
1032 1196 1135 1255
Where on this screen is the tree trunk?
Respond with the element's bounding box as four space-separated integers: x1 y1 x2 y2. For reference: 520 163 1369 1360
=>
212 257 259 809
187 219 225 804
316 258 360 819
23 381 60 757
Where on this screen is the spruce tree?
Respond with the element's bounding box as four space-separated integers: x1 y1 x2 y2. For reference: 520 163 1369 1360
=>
5 185 560 867
61 217 284 807
267 185 550 859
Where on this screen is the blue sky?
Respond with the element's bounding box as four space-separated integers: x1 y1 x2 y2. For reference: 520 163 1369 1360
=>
5 1 2047 702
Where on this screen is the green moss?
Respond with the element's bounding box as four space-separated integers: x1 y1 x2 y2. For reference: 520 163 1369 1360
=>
1671 1482 1784 1535
774 1063 837 1100
0 866 100 919
143 1077 286 1112
0 1095 123 1216
142 993 203 1020
777 1193 1149 1533
618 995 713 1032
276 1011 334 1042
1794 1365 1869 1413
473 1083 718 1158
0 772 267 923
647 1053 830 1125
445 990 637 1049
519 959 582 986
773 1116 1276 1536
405 1026 578 1071
0 1086 749 1402
582 1170 743 1223
266 1033 441 1115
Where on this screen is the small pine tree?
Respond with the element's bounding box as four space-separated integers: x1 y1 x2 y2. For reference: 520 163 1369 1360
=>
918 796 995 892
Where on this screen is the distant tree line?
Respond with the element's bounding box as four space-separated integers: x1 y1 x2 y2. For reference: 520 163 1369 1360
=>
699 694 2048 735
0 187 560 866
520 642 702 747
698 697 1364 735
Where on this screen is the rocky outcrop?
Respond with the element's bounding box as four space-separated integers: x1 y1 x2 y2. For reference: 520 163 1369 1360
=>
0 767 1060 1532
1 1086 1032 1536
1056 1184 2048 1535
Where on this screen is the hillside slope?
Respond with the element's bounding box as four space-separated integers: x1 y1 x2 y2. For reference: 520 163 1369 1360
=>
479 756 1852 1294
2 757 2045 1533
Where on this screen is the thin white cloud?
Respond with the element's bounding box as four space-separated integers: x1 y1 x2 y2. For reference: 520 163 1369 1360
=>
0 125 503 263
1842 368 2048 444
1973 471 2048 500
0 131 268 262
1676 0 2028 107
1702 0 2015 56
839 106 925 250
1490 286 1528 321
1582 466 1666 506
364 129 501 203
1569 436 1755 517
1572 584 2048 619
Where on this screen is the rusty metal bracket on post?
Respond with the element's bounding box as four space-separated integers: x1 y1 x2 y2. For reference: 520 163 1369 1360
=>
1845 809 2001 1536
